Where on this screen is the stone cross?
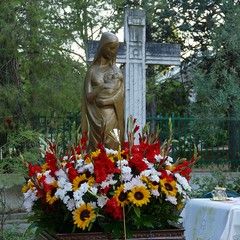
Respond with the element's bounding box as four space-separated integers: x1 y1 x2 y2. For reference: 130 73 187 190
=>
86 9 181 130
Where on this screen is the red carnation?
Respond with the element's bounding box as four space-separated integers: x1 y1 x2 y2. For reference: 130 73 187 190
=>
104 197 123 220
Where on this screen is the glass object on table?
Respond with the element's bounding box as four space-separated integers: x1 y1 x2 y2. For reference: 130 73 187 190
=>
212 186 228 200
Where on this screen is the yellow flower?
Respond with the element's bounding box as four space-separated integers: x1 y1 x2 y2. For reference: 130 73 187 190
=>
128 186 150 207
46 190 57 205
22 185 29 193
73 203 96 230
160 178 178 196
85 157 92 164
166 164 175 171
72 174 94 191
42 163 49 172
22 180 35 193
46 181 58 205
114 184 129 207
91 150 100 158
177 203 183 210
141 175 159 190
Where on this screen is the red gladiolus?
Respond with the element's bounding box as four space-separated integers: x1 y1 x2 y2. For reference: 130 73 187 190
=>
66 162 78 182
28 163 42 178
94 149 120 183
129 154 148 173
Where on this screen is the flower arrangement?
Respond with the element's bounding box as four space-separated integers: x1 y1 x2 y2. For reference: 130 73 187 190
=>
22 117 198 239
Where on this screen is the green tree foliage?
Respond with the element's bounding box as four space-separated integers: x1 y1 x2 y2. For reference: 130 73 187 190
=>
190 3 240 117
188 3 240 165
148 79 189 115
0 0 124 166
0 0 121 121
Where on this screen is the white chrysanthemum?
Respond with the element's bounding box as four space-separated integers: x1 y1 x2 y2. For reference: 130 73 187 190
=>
23 197 34 212
166 195 177 205
73 189 83 201
44 170 55 184
83 163 94 174
141 169 161 182
165 160 173 167
117 159 129 167
23 190 38 212
75 159 84 169
63 195 70 205
89 201 97 208
121 166 132 181
57 178 66 188
175 173 191 191
66 198 76 211
75 199 84 209
55 169 68 180
142 158 154 168
124 176 145 191
176 183 183 195
63 155 69 160
90 186 98 195
155 154 164 162
105 148 118 155
100 174 117 189
149 174 160 183
55 188 67 199
151 189 160 197
97 196 109 208
79 182 89 195
64 182 73 192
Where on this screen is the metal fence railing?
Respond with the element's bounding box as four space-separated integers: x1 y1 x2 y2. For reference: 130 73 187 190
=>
147 113 240 166
32 115 81 154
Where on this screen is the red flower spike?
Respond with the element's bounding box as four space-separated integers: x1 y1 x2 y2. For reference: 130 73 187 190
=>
28 163 42 178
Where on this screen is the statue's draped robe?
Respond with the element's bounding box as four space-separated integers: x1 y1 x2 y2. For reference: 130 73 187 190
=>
81 65 124 151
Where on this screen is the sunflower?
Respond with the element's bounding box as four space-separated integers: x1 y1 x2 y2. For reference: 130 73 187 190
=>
114 184 129 207
73 203 96 230
46 189 57 205
72 174 94 191
128 186 150 207
160 178 178 196
46 182 58 205
141 175 159 190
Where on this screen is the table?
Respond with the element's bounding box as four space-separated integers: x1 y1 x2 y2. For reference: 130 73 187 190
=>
181 198 240 240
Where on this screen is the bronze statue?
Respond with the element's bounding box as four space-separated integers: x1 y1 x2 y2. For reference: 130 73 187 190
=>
81 32 124 151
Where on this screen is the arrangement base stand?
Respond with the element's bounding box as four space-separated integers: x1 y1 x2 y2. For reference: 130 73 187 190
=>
36 229 185 240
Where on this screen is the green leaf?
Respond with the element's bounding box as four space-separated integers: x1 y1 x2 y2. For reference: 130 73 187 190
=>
133 206 141 218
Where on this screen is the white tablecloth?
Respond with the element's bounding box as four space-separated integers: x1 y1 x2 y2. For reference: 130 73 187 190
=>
181 198 240 240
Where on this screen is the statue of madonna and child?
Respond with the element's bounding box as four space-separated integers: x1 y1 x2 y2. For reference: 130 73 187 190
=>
81 32 125 151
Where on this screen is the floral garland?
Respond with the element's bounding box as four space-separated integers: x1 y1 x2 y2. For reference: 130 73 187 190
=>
22 118 197 238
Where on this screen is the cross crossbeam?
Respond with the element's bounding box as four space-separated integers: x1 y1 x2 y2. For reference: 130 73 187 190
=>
86 9 181 130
